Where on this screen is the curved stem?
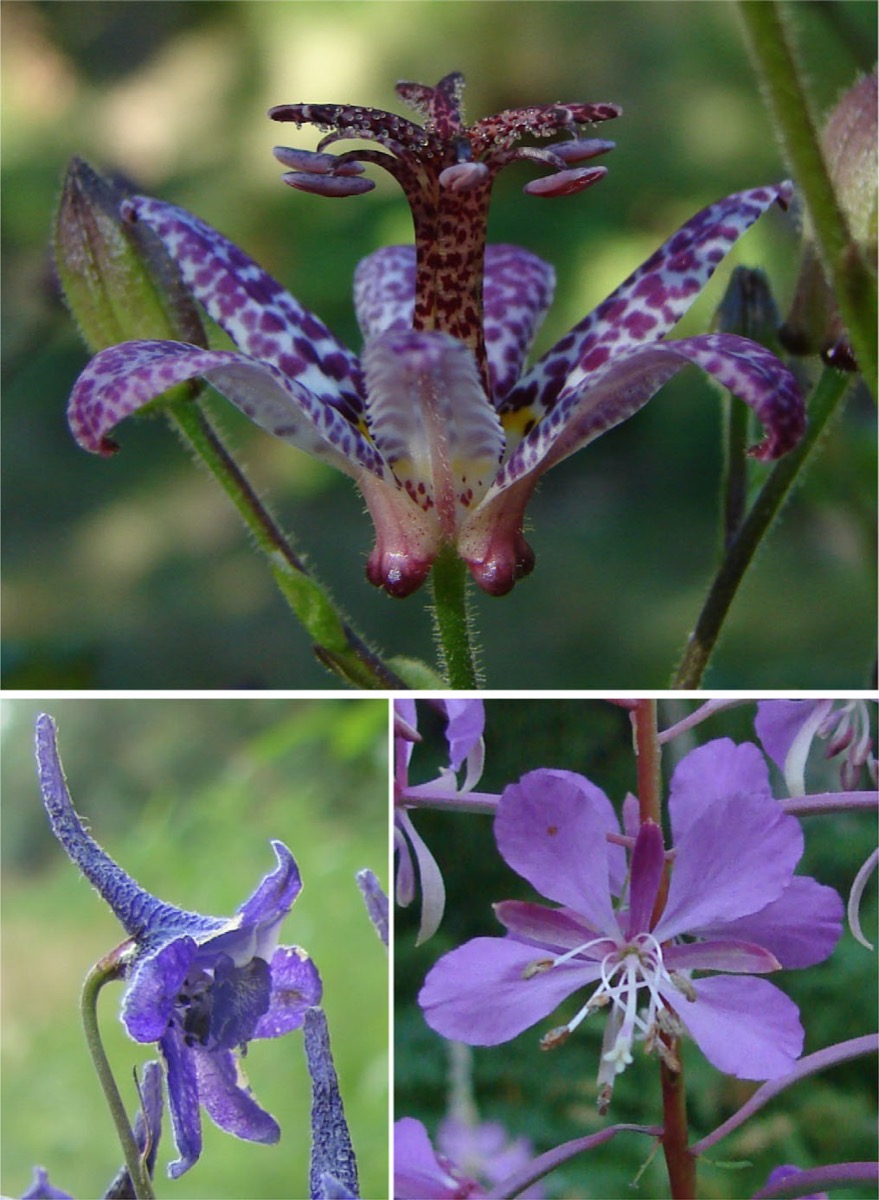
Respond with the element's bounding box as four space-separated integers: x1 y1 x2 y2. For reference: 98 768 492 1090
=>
81 943 155 1200
429 546 481 688
168 397 405 689
738 0 877 395
673 366 852 686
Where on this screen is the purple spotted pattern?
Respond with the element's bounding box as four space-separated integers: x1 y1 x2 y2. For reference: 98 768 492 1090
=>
271 72 617 395
67 75 804 599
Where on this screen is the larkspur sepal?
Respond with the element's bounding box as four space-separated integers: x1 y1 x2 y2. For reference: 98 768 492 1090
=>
34 713 321 1179
304 1007 360 1200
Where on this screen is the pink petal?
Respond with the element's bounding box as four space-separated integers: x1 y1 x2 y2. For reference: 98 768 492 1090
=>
668 739 773 843
664 938 781 974
653 786 803 940
495 769 624 929
419 936 598 1045
493 899 608 950
396 809 447 945
693 875 843 969
665 974 803 1079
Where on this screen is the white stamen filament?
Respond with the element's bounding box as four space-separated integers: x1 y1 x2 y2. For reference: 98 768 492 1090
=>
547 930 679 1078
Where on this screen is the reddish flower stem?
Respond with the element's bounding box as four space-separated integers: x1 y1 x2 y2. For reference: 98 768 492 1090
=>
633 701 696 1197
633 700 661 825
660 1052 696 1199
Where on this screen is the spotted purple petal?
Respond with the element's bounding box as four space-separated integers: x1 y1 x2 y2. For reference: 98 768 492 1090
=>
502 182 794 424
354 244 555 404
67 338 385 479
124 196 365 423
493 330 804 491
362 329 504 535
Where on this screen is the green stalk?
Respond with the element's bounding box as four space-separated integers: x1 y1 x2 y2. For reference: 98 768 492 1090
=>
673 366 851 686
738 0 878 396
168 397 405 689
429 546 481 688
81 944 155 1200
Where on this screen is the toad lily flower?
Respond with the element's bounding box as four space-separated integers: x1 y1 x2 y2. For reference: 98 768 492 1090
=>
67 73 804 597
419 739 843 1103
35 714 322 1179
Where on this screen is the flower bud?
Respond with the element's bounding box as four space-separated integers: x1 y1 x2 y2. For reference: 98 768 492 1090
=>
54 156 206 353
780 73 877 369
713 266 781 349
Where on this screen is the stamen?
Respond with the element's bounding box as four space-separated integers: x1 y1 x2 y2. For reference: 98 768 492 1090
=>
522 957 554 979
539 1025 571 1050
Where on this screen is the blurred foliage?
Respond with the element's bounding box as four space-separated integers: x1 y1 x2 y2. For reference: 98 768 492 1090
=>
395 699 878 1199
0 697 389 1199
1 0 876 687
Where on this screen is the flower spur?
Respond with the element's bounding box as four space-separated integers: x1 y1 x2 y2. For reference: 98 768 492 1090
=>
67 74 804 598
35 713 322 1179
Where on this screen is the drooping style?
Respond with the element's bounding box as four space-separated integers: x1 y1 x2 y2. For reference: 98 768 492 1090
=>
34 713 322 1179
65 74 804 598
419 739 843 1100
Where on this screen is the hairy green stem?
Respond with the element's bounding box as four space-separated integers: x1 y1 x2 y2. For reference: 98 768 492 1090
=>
168 398 404 689
673 366 852 686
738 0 878 395
429 547 481 688
721 389 751 546
82 944 155 1200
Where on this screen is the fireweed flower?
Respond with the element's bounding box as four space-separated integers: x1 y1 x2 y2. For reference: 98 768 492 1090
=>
395 699 485 943
66 74 804 598
34 714 322 1179
394 1117 486 1200
419 739 843 1099
755 699 877 793
437 1116 544 1200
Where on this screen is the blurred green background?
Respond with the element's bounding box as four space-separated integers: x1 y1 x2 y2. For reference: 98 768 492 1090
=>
1 697 389 1199
1 0 875 688
395 699 878 1199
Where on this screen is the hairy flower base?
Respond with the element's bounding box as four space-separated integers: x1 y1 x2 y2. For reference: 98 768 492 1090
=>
64 75 804 598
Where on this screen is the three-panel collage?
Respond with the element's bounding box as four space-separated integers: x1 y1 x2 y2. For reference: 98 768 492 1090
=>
1 3 877 1199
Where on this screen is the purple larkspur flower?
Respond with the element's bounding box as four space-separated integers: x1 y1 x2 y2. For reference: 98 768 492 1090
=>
394 1118 485 1200
35 714 321 1179
395 700 485 943
20 1168 74 1200
65 74 804 598
755 700 876 793
419 739 843 1101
